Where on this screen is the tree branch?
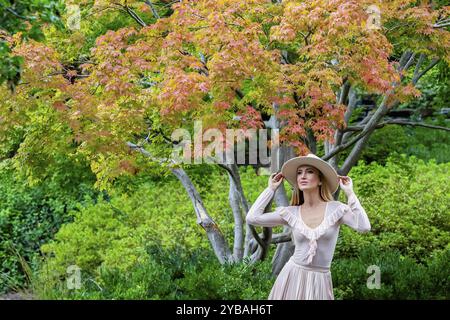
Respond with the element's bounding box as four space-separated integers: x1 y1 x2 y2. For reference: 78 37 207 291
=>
400 52 416 80
337 49 419 173
218 163 264 253
404 52 417 70
124 5 147 27
412 58 440 85
346 119 450 132
228 172 244 262
0 3 27 20
331 85 356 167
126 141 171 164
413 54 425 80
323 124 374 161
398 50 413 71
433 18 450 28
270 232 291 244
338 92 400 173
144 0 160 19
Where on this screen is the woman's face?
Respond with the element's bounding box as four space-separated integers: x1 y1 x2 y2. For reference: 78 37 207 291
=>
297 165 321 190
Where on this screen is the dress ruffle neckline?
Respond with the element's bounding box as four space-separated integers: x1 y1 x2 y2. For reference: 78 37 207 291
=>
278 202 348 264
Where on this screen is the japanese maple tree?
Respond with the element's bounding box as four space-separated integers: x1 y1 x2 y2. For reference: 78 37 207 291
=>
1 0 449 268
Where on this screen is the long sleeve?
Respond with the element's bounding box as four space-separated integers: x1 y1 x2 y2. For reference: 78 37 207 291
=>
246 187 288 227
339 192 371 233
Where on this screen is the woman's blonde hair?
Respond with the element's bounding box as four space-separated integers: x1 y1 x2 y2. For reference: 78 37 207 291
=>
289 168 334 205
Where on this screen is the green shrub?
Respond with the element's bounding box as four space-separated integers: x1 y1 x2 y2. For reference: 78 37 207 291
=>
175 255 274 300
0 162 96 293
35 245 274 300
37 243 449 300
36 178 216 290
335 154 450 262
332 245 449 299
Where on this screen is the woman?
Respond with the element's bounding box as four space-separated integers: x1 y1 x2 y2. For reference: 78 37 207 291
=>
246 153 371 300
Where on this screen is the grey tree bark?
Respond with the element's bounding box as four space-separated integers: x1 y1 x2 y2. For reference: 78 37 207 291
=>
228 171 244 262
263 107 298 275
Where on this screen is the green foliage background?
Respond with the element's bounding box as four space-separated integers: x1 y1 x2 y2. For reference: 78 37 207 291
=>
18 154 448 300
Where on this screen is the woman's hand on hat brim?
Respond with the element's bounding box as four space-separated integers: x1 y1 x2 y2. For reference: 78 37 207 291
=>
338 175 354 194
269 172 284 191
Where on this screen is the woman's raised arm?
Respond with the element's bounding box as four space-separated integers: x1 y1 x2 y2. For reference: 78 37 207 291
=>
246 187 288 227
337 176 371 233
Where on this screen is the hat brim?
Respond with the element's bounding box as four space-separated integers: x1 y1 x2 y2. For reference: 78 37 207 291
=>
281 157 339 193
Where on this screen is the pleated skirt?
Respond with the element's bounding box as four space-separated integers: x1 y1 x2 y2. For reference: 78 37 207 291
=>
268 259 334 300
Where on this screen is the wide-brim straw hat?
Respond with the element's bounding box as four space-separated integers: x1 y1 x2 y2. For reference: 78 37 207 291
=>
281 153 339 193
